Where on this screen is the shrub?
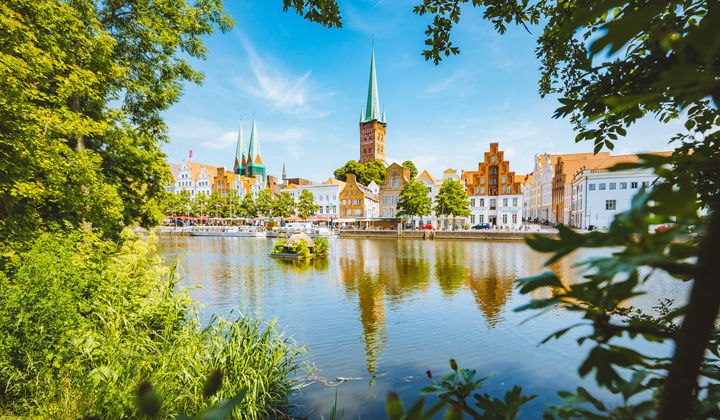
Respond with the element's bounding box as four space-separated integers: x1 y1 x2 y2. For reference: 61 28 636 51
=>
0 230 300 418
314 237 329 258
271 239 287 254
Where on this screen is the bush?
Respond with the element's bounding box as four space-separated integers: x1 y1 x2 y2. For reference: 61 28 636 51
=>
271 239 287 254
0 230 300 418
314 237 329 258
292 241 311 260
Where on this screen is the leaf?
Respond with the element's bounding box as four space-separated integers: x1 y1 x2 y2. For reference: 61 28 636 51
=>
516 271 563 294
386 391 405 419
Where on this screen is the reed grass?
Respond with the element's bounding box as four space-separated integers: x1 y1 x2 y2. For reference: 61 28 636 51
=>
0 229 300 418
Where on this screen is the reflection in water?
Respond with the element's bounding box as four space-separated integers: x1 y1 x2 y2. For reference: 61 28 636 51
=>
157 236 685 418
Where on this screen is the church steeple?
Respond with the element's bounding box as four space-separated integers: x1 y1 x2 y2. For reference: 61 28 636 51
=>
362 48 381 123
244 119 266 182
282 162 287 181
358 47 387 164
234 121 246 175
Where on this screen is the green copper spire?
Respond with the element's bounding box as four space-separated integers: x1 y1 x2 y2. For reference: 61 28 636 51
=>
247 119 261 165
282 162 287 180
234 121 245 173
363 48 381 122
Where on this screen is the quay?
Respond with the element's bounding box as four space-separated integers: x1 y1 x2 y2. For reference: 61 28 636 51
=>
339 229 557 240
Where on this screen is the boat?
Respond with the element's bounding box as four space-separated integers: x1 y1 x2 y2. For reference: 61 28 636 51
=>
189 226 266 237
266 223 336 238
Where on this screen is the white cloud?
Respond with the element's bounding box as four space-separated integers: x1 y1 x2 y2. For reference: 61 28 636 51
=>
424 70 467 94
201 131 237 149
233 33 331 116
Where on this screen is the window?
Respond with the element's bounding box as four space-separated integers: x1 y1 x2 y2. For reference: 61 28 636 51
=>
471 199 476 207
502 214 507 224
390 196 395 205
631 181 638 188
501 187 506 193
502 176 506 184
480 198 485 207
471 215 475 223
319 207 324 214
606 200 616 210
389 179 394 188
481 178 486 185
599 183 606 190
355 199 361 205
490 198 496 208
642 181 649 188
503 198 508 206
479 215 484 223
513 198 518 206
620 182 627 189
382 197 387 205
589 184 596 191
512 214 517 224
355 209 361 215
609 183 616 190
480 188 485 194
491 156 496 163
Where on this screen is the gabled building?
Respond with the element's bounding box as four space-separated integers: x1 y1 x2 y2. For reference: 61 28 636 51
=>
340 173 379 218
359 48 387 164
379 162 411 218
174 161 219 198
462 143 523 228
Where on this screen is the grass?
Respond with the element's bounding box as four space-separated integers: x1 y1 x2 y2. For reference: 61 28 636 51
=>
0 229 301 418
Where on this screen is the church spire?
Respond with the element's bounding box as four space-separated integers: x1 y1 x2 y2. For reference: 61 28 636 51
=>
363 48 381 122
247 119 262 165
282 162 287 180
234 121 245 174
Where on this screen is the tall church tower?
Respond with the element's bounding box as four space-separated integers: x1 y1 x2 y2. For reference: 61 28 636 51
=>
359 48 386 164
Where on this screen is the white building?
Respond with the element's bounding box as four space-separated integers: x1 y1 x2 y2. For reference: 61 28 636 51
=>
282 178 345 218
174 161 217 199
526 153 555 222
468 194 523 228
569 168 656 230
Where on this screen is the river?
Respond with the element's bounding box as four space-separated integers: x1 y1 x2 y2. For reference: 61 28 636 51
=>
157 236 686 418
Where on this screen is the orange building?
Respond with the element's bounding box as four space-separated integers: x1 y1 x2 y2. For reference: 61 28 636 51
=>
379 162 411 218
461 142 521 197
339 173 379 218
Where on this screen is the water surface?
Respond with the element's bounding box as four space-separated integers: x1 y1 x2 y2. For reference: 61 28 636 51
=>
157 236 685 418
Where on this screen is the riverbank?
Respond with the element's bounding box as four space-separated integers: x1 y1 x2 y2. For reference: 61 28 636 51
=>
338 229 558 240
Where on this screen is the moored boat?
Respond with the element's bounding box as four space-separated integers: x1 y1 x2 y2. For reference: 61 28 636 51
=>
189 226 266 237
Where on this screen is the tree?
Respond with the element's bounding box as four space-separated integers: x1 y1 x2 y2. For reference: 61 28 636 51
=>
434 179 470 230
255 189 276 218
296 190 320 220
283 1 720 418
224 190 240 218
273 192 296 218
397 180 431 222
334 160 386 185
0 0 232 254
402 160 418 180
192 193 209 218
239 193 257 219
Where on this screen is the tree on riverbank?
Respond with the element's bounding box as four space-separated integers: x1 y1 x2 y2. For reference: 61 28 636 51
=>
296 190 320 219
255 189 276 218
397 179 432 223
434 179 470 229
274 192 296 219
0 0 233 254
334 160 386 185
283 0 720 418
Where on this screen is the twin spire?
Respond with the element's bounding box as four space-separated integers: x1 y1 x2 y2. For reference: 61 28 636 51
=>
360 48 386 124
234 119 263 176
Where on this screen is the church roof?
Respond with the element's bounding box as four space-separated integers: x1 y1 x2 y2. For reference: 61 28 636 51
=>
247 119 263 166
234 122 245 168
361 48 384 123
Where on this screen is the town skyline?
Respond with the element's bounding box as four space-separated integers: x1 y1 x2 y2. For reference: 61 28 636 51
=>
162 1 677 180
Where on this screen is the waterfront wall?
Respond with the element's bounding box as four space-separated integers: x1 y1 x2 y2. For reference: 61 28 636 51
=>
339 229 557 240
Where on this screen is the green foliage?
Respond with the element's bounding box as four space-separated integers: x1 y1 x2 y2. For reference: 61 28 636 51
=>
0 231 300 418
334 160 386 186
386 359 535 419
292 240 312 260
274 191 296 218
434 179 470 220
0 0 233 253
397 179 432 219
239 193 258 218
402 160 419 180
314 237 330 258
255 189 276 218
297 189 320 219
271 239 287 254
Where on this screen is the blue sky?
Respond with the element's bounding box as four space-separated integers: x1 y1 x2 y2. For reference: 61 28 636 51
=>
163 0 679 180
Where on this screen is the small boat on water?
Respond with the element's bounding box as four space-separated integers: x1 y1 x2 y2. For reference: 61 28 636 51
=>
189 226 266 237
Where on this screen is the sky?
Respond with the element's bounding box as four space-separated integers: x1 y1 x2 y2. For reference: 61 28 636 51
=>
163 0 680 180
